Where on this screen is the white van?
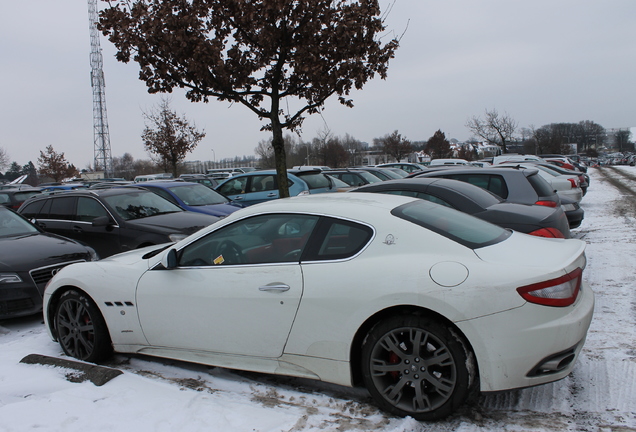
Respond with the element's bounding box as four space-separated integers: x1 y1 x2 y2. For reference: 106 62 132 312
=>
429 158 470 166
134 173 173 183
492 154 542 165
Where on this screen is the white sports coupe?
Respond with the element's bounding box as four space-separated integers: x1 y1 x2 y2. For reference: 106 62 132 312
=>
43 193 594 420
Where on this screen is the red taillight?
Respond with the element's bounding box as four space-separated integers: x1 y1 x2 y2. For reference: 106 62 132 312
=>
567 178 578 188
535 200 558 208
517 268 583 307
528 227 565 238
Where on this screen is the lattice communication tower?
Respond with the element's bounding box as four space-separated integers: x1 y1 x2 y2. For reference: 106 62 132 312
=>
88 0 113 177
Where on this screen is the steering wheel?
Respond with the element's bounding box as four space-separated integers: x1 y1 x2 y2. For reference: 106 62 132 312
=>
282 249 302 261
217 240 245 264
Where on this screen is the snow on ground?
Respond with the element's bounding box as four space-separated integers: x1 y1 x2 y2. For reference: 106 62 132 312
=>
1 167 635 432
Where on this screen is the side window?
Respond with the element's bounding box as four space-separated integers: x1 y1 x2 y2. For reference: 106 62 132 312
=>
77 197 110 222
487 175 508 199
219 177 248 195
308 218 373 261
20 199 47 219
0 194 9 205
48 196 77 221
178 214 319 266
248 175 276 192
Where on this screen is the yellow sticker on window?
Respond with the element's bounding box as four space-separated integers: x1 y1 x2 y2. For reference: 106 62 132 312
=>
213 255 225 265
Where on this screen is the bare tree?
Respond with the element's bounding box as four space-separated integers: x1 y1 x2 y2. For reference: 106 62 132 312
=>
142 98 205 177
466 109 518 154
99 0 399 198
0 147 9 171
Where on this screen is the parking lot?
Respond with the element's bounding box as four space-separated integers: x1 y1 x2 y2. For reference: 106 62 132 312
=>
0 166 635 431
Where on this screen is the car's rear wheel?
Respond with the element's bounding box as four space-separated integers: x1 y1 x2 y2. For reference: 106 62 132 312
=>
361 315 476 420
54 290 112 363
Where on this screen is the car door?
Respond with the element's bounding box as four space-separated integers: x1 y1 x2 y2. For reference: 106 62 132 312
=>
73 196 121 258
135 213 318 358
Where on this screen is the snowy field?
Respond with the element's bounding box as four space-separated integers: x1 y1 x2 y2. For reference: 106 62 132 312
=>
1 166 635 432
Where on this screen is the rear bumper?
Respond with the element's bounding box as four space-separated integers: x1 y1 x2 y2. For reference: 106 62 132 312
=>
456 280 594 392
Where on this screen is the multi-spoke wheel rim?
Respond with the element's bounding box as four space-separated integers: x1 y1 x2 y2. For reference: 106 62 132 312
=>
56 298 96 360
369 326 457 413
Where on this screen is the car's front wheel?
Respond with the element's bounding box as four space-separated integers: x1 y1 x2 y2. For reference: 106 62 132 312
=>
361 315 476 420
54 289 112 363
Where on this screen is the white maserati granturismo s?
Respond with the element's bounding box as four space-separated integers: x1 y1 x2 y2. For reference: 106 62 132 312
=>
43 193 594 420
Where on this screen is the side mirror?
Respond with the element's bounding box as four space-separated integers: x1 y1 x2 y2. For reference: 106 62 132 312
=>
92 216 113 227
161 248 178 269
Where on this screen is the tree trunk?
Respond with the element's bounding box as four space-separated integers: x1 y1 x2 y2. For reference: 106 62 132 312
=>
270 115 290 199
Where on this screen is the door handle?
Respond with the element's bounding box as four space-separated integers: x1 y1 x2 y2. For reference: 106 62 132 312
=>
234 196 244 200
73 225 84 233
266 193 277 197
258 283 290 292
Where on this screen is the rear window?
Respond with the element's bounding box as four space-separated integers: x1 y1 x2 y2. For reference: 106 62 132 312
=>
392 200 510 249
526 172 555 197
296 173 331 190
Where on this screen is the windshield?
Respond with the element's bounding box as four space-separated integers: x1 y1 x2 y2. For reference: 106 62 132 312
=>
392 200 510 249
103 190 183 221
0 208 40 238
169 183 229 206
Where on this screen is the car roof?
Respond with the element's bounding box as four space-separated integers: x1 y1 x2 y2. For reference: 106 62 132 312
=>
222 191 419 221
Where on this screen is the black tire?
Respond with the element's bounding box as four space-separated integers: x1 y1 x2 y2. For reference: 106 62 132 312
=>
54 290 113 363
361 315 476 420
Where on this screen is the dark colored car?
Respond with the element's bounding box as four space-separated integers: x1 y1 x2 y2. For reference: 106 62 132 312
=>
178 174 220 189
326 169 384 186
354 178 571 238
352 166 406 181
413 167 584 229
0 187 43 211
131 181 243 217
375 162 429 174
18 188 219 258
0 206 97 319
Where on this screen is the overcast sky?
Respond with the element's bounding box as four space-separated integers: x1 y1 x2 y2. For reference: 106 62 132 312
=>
1 1 635 169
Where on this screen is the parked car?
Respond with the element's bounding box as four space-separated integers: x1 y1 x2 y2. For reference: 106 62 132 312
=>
413 167 584 229
0 187 43 211
353 178 571 238
178 174 219 189
215 169 338 206
0 206 97 319
375 162 428 174
42 193 594 420
494 163 583 203
131 181 243 217
18 188 219 258
524 161 590 195
350 166 406 181
326 169 384 186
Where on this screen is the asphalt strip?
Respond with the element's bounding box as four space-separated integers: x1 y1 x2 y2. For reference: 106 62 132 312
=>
19 353 123 386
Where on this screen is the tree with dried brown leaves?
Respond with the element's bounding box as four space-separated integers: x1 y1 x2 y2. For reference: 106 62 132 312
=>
37 146 78 182
99 0 399 197
142 98 205 177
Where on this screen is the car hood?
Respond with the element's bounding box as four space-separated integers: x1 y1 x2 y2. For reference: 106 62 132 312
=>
186 203 242 217
126 212 219 235
0 232 93 272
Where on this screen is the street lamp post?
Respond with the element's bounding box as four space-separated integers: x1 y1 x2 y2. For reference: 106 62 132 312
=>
211 149 216 169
